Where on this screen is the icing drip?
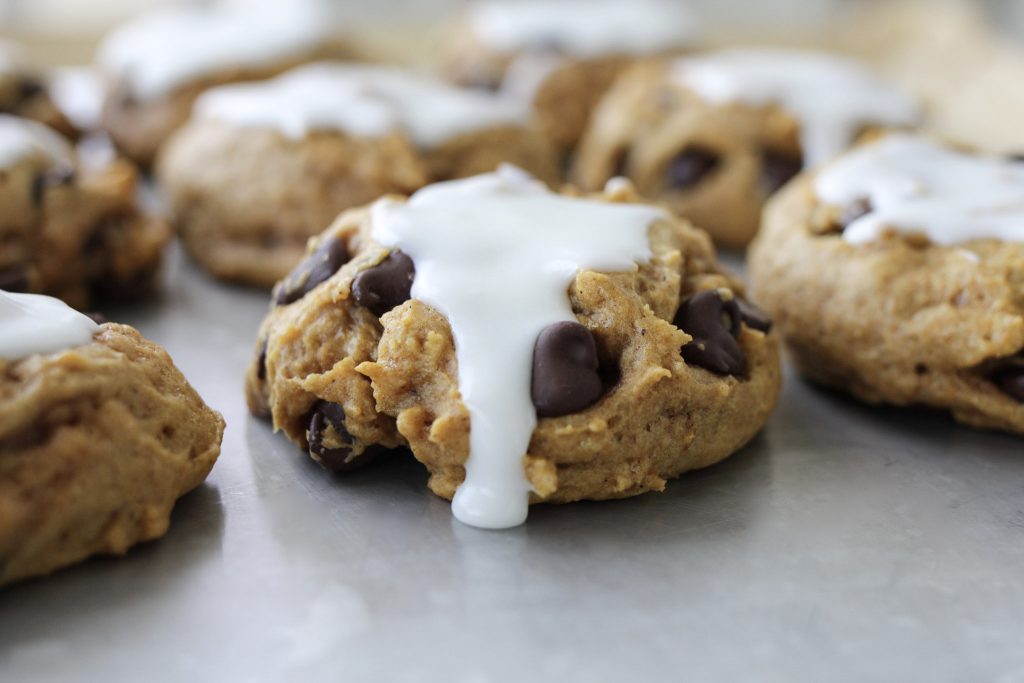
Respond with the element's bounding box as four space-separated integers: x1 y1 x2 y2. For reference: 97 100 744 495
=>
0 291 98 360
0 114 73 170
470 0 699 58
675 49 920 167
96 0 334 102
372 166 663 529
195 62 531 149
815 135 1024 245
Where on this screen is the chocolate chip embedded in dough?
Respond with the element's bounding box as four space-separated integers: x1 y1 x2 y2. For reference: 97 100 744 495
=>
666 148 719 190
275 236 349 306
257 338 268 381
736 297 772 333
761 151 803 195
351 251 415 317
993 367 1024 403
30 167 74 207
16 78 43 102
674 290 746 376
0 266 28 293
532 321 604 418
306 401 382 472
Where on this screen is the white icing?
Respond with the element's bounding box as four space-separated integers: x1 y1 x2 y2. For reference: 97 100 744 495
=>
372 165 663 529
675 49 920 167
195 62 531 149
0 114 73 170
96 0 334 102
470 0 699 58
814 135 1024 246
0 291 98 361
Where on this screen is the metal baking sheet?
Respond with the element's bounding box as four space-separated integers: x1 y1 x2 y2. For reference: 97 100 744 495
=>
1 248 1023 682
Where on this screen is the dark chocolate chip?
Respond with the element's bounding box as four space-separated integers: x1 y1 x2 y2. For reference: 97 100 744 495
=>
531 321 604 418
306 401 382 472
85 312 109 325
352 251 415 317
674 290 746 376
736 297 772 333
666 148 719 190
30 167 75 207
0 266 28 292
17 78 43 102
761 151 803 195
275 236 349 306
611 148 630 178
257 338 268 381
994 367 1024 403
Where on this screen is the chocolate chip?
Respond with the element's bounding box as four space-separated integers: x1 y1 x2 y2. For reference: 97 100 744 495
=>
994 367 1024 403
0 266 28 292
17 78 43 102
306 401 382 472
352 251 415 317
532 321 604 418
30 167 75 207
666 148 718 190
257 338 268 381
275 236 348 306
736 297 772 333
674 290 746 376
611 149 630 178
761 151 803 195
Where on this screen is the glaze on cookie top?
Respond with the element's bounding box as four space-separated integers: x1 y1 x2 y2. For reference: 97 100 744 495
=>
470 0 699 58
0 290 98 360
815 135 1024 245
674 49 920 167
0 114 72 169
371 165 664 528
97 1 334 102
194 63 532 149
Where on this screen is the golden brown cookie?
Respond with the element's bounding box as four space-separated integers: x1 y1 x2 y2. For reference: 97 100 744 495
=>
246 172 780 520
0 322 224 586
749 135 1024 435
0 115 169 309
157 64 560 287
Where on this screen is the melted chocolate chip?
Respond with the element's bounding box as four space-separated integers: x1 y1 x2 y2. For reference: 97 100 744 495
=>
532 321 604 418
306 401 382 472
352 251 415 317
674 290 746 376
30 167 75 207
666 148 719 190
761 151 803 195
736 297 772 333
0 266 28 292
994 367 1024 403
611 148 630 178
17 78 43 102
275 236 348 306
257 338 268 381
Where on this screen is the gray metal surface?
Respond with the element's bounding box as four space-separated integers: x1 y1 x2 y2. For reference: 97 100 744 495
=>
1 247 1023 683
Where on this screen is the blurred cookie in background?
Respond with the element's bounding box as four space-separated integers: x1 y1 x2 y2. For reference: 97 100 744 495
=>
0 40 77 139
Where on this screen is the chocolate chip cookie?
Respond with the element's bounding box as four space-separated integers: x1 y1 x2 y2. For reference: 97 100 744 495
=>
0 115 169 309
749 134 1024 435
0 294 224 586
0 42 76 139
158 63 560 287
246 167 780 528
97 2 350 167
575 49 920 249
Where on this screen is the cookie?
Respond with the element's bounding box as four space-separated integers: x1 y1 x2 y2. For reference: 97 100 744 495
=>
96 2 350 166
246 166 780 529
0 41 76 139
749 134 1024 435
0 115 169 309
443 0 699 154
575 49 921 249
0 292 224 586
158 63 560 287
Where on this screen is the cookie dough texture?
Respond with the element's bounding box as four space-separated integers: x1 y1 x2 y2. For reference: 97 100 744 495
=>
0 324 224 586
247 186 781 506
749 174 1024 435
158 121 561 287
0 148 170 309
575 62 806 249
101 47 348 167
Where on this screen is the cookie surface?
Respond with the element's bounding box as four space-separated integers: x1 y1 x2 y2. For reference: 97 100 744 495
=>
246 169 780 527
158 63 560 287
0 309 224 586
575 50 919 248
0 115 169 308
749 135 1024 435
0 43 76 139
